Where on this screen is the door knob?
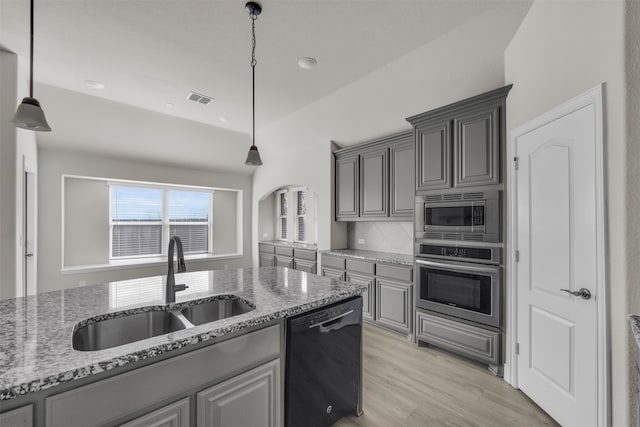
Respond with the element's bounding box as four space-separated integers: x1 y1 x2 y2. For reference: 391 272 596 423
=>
560 288 592 300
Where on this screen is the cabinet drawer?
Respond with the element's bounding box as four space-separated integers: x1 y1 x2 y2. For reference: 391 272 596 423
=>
120 398 190 427
346 259 375 275
416 311 500 366
259 243 275 254
294 248 317 261
322 255 346 270
376 263 412 283
294 259 316 274
275 246 294 257
321 267 346 281
0 404 33 427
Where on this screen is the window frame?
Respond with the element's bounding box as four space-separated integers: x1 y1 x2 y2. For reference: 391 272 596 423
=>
294 189 307 243
276 189 288 241
108 182 214 261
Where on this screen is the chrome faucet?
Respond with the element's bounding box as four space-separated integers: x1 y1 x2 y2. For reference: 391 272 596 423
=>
166 236 188 303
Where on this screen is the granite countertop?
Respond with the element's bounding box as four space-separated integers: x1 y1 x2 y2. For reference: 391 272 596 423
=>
629 315 640 349
0 267 364 401
319 248 414 266
259 240 318 250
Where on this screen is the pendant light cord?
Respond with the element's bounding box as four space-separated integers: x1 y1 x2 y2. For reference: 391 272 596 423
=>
250 11 257 148
29 0 34 98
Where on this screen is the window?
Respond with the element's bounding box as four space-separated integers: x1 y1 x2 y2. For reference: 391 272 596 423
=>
277 190 288 240
273 187 314 244
295 190 307 242
110 184 212 259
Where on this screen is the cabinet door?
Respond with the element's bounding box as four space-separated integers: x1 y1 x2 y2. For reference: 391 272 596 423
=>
335 154 359 220
416 120 452 191
197 359 281 427
275 255 294 269
389 140 415 218
294 259 316 274
120 398 190 427
360 148 389 218
376 278 412 334
346 273 375 321
321 267 345 281
259 253 275 267
0 405 33 427
453 105 500 187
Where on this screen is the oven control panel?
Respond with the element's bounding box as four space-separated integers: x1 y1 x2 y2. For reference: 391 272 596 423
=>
417 244 502 264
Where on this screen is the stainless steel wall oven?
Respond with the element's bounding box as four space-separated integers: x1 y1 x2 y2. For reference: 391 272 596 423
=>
414 251 502 328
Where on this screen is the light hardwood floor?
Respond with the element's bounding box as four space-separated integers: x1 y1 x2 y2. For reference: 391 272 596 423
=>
334 323 559 427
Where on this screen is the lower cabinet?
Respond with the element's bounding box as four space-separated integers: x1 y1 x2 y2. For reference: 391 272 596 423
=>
275 255 294 268
40 325 281 427
376 278 412 334
346 273 375 322
120 398 190 427
294 259 316 274
321 254 413 335
258 243 317 273
259 253 275 267
0 405 33 427
197 359 281 427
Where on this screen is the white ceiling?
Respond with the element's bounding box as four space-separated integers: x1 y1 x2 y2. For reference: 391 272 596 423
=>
0 0 531 174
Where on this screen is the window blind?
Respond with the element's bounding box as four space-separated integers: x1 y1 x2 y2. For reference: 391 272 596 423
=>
295 190 307 242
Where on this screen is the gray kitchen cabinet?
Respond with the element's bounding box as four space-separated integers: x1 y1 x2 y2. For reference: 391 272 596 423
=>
407 85 511 193
336 154 359 220
275 256 295 268
389 139 415 218
196 359 281 427
44 325 280 427
294 259 316 274
334 131 413 221
321 254 413 335
376 278 412 334
415 120 452 192
259 243 275 267
360 147 389 218
346 273 375 321
416 311 500 366
0 405 33 427
119 398 189 427
321 267 345 281
453 105 500 187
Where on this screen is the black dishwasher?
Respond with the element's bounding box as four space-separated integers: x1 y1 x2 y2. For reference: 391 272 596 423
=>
285 296 362 427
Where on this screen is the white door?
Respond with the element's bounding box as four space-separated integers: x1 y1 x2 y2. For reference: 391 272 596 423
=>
511 86 607 426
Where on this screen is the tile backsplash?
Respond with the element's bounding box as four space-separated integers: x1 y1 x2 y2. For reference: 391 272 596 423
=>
347 222 413 255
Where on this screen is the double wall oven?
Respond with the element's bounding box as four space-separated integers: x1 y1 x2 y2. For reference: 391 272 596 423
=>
414 189 504 372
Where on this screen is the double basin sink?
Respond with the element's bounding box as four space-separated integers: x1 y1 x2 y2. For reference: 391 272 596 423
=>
72 296 254 352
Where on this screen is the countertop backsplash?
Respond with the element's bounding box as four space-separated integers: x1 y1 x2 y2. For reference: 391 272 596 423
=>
347 222 413 255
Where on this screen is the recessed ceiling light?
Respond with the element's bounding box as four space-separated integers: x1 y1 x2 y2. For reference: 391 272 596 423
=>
297 57 317 70
219 116 229 123
85 80 105 90
166 102 174 108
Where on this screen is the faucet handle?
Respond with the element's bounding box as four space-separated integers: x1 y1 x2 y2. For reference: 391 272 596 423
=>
174 284 189 292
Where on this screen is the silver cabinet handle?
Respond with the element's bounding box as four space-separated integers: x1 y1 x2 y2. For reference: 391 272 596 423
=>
560 288 592 300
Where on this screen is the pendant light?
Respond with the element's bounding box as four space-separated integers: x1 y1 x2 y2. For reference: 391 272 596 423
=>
244 1 262 166
11 0 51 132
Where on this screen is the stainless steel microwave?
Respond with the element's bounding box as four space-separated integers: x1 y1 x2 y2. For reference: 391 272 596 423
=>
415 190 501 243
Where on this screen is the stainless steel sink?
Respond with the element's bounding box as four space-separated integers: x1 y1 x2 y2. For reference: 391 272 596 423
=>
72 310 186 351
181 297 254 326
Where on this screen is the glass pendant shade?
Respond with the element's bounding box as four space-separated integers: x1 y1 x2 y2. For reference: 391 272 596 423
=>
245 145 263 166
11 97 51 131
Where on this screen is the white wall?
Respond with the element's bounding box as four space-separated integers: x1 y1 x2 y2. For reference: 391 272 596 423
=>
0 48 17 299
504 1 628 424
38 149 252 292
251 5 530 263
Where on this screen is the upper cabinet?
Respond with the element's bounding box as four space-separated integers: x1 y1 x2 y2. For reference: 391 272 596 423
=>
335 131 414 221
407 85 511 194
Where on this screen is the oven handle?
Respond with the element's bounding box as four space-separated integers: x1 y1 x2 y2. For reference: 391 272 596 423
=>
415 258 498 274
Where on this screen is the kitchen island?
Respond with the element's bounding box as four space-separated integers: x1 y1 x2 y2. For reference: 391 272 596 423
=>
0 267 365 426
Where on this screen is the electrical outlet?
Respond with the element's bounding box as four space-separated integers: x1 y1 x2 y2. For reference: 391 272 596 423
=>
78 280 87 287
358 238 365 245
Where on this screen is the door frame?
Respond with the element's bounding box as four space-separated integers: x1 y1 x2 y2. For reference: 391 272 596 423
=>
506 84 609 425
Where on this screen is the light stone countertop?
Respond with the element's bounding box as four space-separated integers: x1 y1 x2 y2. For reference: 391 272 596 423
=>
0 267 364 401
319 248 414 266
259 240 318 250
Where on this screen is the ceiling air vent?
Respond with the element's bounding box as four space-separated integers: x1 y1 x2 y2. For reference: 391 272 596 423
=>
186 91 214 105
